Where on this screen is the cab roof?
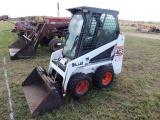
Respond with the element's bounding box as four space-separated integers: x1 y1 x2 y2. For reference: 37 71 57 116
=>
66 6 119 15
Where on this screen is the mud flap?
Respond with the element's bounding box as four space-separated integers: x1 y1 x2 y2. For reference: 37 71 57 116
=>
9 37 36 60
22 66 62 117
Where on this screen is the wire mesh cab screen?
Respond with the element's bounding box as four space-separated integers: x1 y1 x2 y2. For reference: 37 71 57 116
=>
82 12 118 52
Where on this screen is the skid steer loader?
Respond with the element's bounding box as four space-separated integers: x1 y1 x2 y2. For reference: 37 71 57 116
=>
22 6 125 117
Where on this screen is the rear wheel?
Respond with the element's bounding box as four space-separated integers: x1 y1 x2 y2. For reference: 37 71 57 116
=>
68 73 92 98
49 38 63 53
93 66 114 88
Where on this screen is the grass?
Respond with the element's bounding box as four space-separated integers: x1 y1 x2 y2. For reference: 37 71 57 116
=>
0 21 160 120
120 25 160 35
120 26 137 32
120 21 160 34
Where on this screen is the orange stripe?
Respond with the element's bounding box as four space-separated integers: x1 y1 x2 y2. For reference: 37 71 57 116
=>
115 54 123 56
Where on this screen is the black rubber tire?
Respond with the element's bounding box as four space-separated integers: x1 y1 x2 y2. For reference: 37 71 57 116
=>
18 31 24 38
49 38 63 53
68 73 92 98
93 66 114 88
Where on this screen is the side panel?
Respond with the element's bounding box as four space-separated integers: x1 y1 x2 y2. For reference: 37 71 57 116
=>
72 61 112 75
112 35 125 74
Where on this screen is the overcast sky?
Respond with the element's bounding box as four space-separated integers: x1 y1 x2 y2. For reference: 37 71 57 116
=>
0 0 159 21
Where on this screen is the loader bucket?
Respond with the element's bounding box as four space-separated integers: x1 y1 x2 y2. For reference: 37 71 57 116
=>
9 37 35 60
22 67 62 117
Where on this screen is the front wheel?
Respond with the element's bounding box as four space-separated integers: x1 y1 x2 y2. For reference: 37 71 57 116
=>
68 73 92 98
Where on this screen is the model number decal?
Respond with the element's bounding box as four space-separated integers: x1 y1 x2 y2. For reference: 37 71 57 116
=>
115 46 124 56
72 62 83 67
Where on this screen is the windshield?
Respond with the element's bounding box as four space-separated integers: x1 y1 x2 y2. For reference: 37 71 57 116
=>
63 14 84 59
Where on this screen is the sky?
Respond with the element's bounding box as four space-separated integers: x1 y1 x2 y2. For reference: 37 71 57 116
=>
0 0 159 21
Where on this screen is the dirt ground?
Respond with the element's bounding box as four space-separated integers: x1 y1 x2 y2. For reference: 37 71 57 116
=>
122 32 160 40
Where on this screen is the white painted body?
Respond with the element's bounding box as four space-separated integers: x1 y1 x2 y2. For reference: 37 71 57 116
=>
48 34 125 96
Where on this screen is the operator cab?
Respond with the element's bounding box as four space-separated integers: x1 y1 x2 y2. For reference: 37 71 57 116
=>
63 6 120 62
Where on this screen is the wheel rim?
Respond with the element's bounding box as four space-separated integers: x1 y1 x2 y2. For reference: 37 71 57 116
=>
76 80 89 95
102 72 112 85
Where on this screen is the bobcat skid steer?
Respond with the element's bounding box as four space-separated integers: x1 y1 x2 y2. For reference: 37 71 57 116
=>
22 6 125 117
